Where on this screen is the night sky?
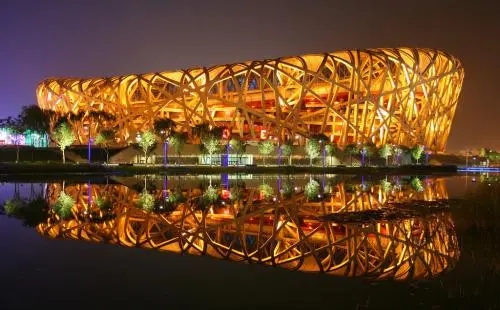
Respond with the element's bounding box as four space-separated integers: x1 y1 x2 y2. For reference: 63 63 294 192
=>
0 0 498 152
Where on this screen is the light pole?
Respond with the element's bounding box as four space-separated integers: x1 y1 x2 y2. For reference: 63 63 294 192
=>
160 130 168 167
319 140 324 168
84 125 91 164
135 133 141 163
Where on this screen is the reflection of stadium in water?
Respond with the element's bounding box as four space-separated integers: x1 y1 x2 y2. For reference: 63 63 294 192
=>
37 176 458 280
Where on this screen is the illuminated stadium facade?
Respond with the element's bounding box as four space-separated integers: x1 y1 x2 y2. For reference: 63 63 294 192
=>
36 48 464 151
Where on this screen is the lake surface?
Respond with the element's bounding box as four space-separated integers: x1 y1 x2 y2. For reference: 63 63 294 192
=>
1 173 499 309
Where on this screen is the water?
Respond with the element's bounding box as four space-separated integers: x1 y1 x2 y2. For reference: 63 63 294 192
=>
0 173 499 309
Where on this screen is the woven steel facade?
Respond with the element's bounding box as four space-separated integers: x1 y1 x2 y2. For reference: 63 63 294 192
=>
37 48 464 151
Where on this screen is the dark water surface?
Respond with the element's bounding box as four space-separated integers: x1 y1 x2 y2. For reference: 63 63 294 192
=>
0 173 499 309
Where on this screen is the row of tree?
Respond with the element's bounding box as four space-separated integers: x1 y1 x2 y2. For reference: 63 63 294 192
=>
1 105 428 166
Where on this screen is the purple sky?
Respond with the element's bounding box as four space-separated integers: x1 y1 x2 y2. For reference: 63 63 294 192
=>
0 0 498 152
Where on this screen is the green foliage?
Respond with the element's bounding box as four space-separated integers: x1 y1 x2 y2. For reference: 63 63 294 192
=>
19 105 51 134
344 143 359 166
280 141 293 165
203 185 219 205
305 139 321 165
137 190 155 212
259 183 274 199
411 145 425 164
95 129 116 146
345 143 359 155
53 192 75 219
280 141 293 157
229 135 246 158
169 131 187 157
2 197 50 227
379 144 393 165
280 179 293 199
95 128 116 163
304 179 321 201
201 130 221 156
53 122 75 163
138 130 157 163
258 140 275 165
229 180 245 201
153 118 175 140
324 143 337 157
380 179 392 192
410 177 424 192
96 197 113 211
192 123 211 141
3 198 24 217
258 140 275 156
54 122 73 143
362 143 375 157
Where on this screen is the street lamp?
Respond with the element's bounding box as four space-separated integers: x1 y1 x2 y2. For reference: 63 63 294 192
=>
84 125 91 164
319 140 325 168
160 130 168 167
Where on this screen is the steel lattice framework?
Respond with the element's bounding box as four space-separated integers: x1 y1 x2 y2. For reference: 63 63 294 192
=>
37 48 464 151
37 177 458 279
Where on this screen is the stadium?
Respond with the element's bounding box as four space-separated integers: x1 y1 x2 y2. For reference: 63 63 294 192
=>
36 48 464 152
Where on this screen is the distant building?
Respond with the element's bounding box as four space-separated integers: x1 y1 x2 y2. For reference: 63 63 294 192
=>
36 48 464 152
0 127 49 147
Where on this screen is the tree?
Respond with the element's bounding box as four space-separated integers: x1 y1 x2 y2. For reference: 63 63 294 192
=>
138 130 157 164
192 123 211 143
344 143 359 166
19 105 50 132
411 145 425 164
362 143 376 166
169 131 187 164
324 142 338 166
201 129 222 165
229 135 246 165
258 140 275 165
154 118 175 165
0 116 25 163
379 144 393 166
280 140 293 165
95 129 116 163
305 138 321 166
392 145 404 165
19 105 53 148
53 122 75 164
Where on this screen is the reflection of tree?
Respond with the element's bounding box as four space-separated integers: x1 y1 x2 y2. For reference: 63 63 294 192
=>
96 197 113 211
380 178 392 192
202 185 218 206
259 183 274 200
2 196 50 227
411 177 424 192
136 190 154 212
37 186 459 280
53 192 75 219
230 180 245 202
280 178 293 199
304 179 320 201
